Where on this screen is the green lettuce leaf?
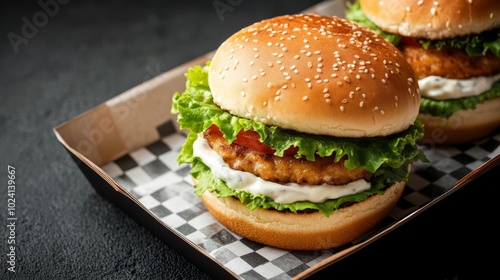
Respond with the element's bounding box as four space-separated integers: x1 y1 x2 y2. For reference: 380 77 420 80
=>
345 0 401 45
419 29 500 57
420 82 500 118
172 62 427 216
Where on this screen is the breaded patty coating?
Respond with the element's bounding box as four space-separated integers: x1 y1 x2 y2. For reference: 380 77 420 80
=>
203 130 372 186
399 44 500 79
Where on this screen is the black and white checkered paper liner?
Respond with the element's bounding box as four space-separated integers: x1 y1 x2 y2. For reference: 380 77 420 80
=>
101 121 500 280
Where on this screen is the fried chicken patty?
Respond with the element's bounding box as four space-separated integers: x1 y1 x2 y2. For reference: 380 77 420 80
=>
203 130 373 186
399 43 500 79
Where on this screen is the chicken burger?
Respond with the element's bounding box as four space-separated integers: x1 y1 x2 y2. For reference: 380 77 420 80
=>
347 0 500 144
171 14 426 250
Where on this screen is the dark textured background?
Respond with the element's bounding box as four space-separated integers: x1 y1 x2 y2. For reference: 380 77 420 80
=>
1 0 499 279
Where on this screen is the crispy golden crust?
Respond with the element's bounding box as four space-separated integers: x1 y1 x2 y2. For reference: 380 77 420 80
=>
399 43 500 79
203 130 372 186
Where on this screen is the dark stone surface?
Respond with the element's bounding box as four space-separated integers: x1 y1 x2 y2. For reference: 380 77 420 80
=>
1 0 498 279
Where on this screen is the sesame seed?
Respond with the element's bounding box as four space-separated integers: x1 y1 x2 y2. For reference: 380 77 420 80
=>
240 91 245 96
243 78 248 82
344 76 351 83
302 96 308 101
340 105 345 112
326 99 332 104
359 101 364 107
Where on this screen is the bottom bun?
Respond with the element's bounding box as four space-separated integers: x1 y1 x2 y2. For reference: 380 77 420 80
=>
201 182 405 251
418 97 500 145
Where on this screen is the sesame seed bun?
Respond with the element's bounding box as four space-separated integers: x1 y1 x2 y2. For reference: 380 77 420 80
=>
209 14 421 138
201 181 405 251
359 0 500 40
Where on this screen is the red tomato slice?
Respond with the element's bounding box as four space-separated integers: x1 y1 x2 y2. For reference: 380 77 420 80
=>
400 36 421 47
235 129 275 154
207 125 297 156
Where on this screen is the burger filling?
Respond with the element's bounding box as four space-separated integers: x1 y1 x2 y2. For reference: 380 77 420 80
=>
346 0 500 118
193 135 371 204
172 63 426 217
203 124 372 186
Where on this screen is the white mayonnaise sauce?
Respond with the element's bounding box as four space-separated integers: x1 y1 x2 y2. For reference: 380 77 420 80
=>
192 135 371 204
418 73 500 100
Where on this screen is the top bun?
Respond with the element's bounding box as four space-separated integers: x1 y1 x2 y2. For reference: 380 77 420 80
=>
209 14 420 138
359 0 500 39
